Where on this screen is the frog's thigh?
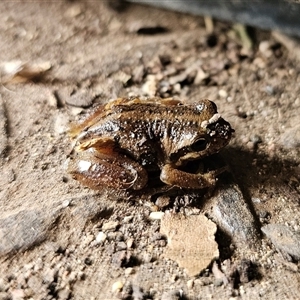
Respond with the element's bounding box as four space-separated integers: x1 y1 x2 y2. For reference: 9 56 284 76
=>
160 164 218 189
68 149 148 190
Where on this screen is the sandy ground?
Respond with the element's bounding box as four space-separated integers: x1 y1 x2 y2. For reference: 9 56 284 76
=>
0 1 299 299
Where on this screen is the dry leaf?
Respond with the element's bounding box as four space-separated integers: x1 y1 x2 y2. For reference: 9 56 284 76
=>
160 213 219 276
1 61 51 83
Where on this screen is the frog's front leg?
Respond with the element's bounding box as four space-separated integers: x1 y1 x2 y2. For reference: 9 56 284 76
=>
160 164 227 189
68 147 148 191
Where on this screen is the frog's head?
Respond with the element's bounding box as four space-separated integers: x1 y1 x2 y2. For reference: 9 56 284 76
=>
168 100 234 165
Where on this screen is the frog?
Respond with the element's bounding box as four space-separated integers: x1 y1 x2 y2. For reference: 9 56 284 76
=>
67 97 233 192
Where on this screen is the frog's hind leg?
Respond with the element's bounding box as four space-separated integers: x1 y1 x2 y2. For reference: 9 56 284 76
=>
68 147 148 191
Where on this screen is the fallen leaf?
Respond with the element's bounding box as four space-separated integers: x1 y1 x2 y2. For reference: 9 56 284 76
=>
160 213 219 276
1 60 51 83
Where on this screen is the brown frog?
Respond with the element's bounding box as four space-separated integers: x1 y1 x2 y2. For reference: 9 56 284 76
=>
68 97 233 191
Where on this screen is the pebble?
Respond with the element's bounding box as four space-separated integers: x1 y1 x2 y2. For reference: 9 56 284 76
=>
187 279 194 289
126 238 134 249
132 285 145 300
161 290 180 300
57 288 70 300
259 40 273 58
65 4 82 18
194 68 208 84
11 289 25 299
0 292 10 300
280 125 300 149
53 112 68 135
43 269 56 284
62 200 70 208
69 106 84 116
66 89 95 108
47 91 58 107
149 211 164 220
210 184 259 249
155 196 170 208
107 231 123 241
95 232 107 244
261 224 300 261
116 242 127 251
218 89 228 98
112 281 123 293
214 278 223 287
0 209 55 257
142 252 153 263
124 267 134 277
111 251 130 267
123 216 133 223
102 221 119 232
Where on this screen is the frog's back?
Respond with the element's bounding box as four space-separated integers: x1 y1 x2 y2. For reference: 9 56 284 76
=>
73 98 219 167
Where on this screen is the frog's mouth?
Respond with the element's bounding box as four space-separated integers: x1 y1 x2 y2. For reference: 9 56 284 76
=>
178 154 228 175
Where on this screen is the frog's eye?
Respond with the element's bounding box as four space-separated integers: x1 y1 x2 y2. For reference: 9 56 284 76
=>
190 138 207 152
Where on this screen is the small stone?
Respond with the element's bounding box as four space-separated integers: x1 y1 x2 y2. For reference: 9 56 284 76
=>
53 112 68 135
95 232 107 244
11 289 25 299
112 281 123 293
142 75 157 97
218 89 228 98
124 267 134 277
27 276 43 293
149 212 164 220
126 238 134 249
259 40 273 58
253 57 266 68
262 224 300 261
280 124 300 149
132 65 145 83
0 292 10 300
62 200 70 208
194 68 209 84
116 242 127 251
211 184 259 249
43 269 55 284
155 196 170 208
102 221 119 232
132 285 145 300
66 89 96 108
123 216 133 223
214 278 223 287
150 232 164 242
65 4 82 18
0 209 56 256
47 91 58 107
111 251 132 267
161 290 180 300
69 106 84 116
259 40 271 53
187 279 194 289
237 259 254 283
57 288 70 300
142 252 152 263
